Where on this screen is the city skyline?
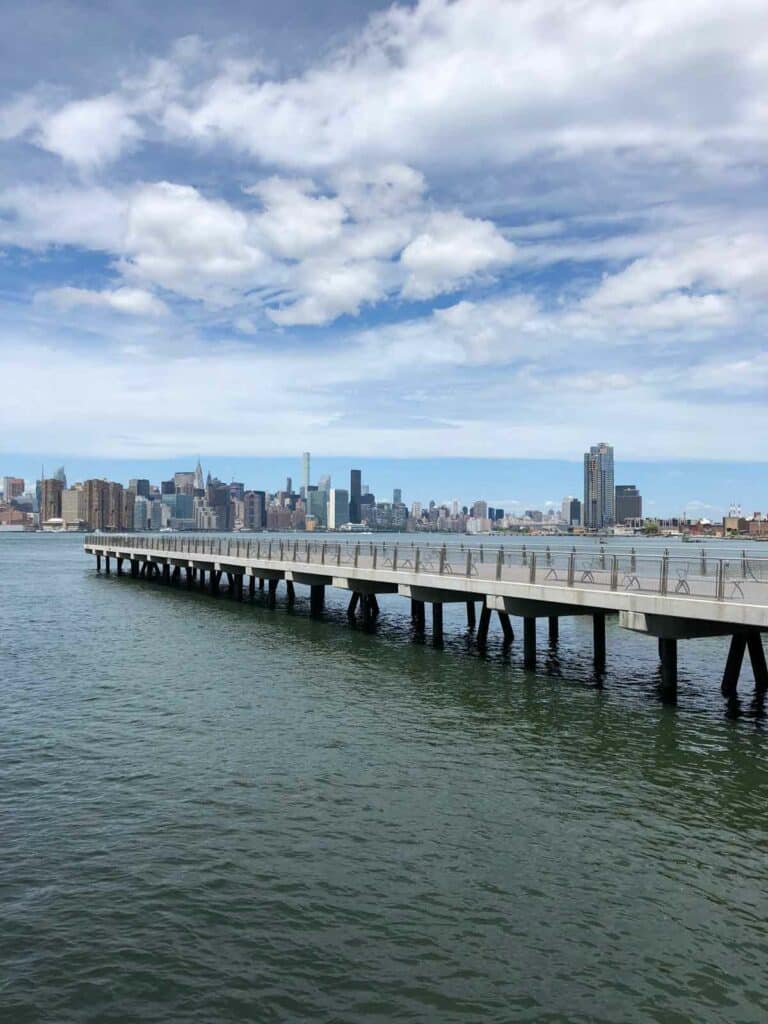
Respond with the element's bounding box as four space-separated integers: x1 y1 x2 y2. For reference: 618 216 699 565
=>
3 448 765 525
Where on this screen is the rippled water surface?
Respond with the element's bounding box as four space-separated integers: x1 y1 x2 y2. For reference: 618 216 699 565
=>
2 533 768 1023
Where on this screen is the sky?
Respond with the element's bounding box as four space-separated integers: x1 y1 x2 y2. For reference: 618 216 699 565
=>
1 0 767 510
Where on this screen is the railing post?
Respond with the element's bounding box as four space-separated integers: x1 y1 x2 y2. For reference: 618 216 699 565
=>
495 548 503 581
337 544 341 567
529 551 536 583
599 544 606 571
415 547 420 573
659 552 669 595
610 555 618 591
717 560 725 600
522 544 527 567
393 545 398 571
742 549 748 577
701 549 707 576
373 545 378 569
479 544 484 564
439 545 446 574
630 547 636 573
466 550 472 577
321 542 326 565
567 551 575 586
354 544 359 568
268 541 273 559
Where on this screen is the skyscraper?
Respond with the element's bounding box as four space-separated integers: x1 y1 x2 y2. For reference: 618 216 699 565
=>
393 488 402 504
349 469 362 524
615 484 642 524
328 488 349 529
40 478 63 522
302 452 311 498
129 478 150 498
194 459 205 491
583 443 615 529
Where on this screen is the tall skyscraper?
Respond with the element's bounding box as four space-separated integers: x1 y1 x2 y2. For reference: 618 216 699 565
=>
615 484 642 524
328 488 350 530
194 459 205 491
393 488 402 504
2 477 25 501
317 474 331 492
583 443 615 529
83 479 109 530
40 478 63 522
349 468 362 524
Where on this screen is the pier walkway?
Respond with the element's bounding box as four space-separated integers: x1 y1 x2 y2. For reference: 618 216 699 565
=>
85 535 768 699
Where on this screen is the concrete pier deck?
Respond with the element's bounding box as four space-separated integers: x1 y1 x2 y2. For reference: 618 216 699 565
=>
85 535 768 700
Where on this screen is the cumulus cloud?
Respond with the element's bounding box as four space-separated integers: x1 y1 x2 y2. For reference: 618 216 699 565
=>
36 95 141 170
121 181 270 304
400 211 515 299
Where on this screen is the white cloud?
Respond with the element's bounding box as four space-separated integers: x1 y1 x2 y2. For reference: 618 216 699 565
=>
249 177 347 259
121 181 270 304
37 95 141 170
400 211 515 299
41 286 168 317
0 184 127 250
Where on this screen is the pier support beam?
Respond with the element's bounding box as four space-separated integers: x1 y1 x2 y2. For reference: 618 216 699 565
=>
162 563 170 584
348 592 360 620
249 575 255 597
411 599 426 631
286 580 295 607
96 554 101 572
722 634 747 696
548 616 559 644
104 555 110 575
523 617 537 669
131 559 139 577
747 633 768 693
466 601 476 630
432 602 444 645
310 584 325 616
593 613 606 670
259 577 265 591
210 570 221 595
477 606 492 646
498 611 514 646
268 578 278 607
659 637 678 694
116 558 123 576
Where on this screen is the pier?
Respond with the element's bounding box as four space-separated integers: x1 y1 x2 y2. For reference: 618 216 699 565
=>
84 536 768 700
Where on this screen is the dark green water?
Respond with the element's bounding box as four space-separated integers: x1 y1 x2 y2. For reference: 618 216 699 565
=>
2 533 767 1023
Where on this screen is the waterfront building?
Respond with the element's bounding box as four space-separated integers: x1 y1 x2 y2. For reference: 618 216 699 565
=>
583 443 615 529
40 478 64 523
61 486 85 529
328 488 349 530
2 477 25 501
83 479 109 530
243 490 266 530
615 484 642 524
350 469 362 524
306 488 328 527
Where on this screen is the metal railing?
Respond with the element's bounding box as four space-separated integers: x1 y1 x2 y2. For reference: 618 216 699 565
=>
84 536 768 605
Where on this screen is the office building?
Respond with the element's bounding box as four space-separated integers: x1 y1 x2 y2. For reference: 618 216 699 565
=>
194 459 205 492
53 466 67 487
615 485 642 524
328 488 349 530
128 478 150 499
350 469 362 524
583 443 615 529
134 496 150 531
306 488 328 527
317 474 331 492
174 471 196 495
393 488 402 504
161 479 175 495
40 478 64 522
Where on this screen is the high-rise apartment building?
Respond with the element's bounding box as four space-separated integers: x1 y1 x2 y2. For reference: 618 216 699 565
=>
61 486 85 529
83 479 109 530
107 482 125 530
583 443 615 529
40 478 64 522
243 490 266 529
350 469 362 524
615 485 642 524
328 488 349 530
302 452 311 498
2 477 25 501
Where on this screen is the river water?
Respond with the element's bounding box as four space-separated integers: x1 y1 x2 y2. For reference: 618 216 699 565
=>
2 532 767 1022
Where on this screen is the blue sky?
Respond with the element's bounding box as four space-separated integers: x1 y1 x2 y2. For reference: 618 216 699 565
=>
1 0 767 511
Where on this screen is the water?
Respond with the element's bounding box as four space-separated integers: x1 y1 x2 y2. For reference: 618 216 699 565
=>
2 533 767 1023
